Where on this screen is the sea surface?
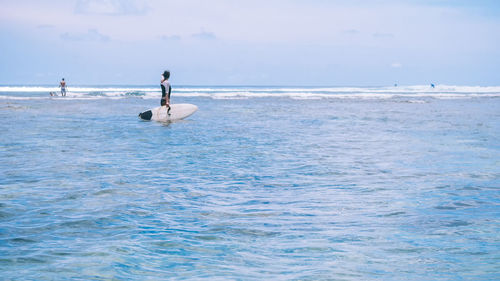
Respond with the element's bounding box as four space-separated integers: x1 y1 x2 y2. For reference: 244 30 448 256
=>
0 85 499 280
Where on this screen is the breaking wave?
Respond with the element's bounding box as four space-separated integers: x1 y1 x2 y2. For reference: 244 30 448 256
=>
0 85 499 100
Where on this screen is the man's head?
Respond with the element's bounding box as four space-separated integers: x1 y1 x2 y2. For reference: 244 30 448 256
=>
162 70 170 80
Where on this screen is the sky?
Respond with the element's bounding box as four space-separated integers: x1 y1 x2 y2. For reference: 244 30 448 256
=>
0 0 499 86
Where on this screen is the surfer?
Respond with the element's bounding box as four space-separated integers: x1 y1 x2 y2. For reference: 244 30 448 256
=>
161 70 171 114
431 83 435 88
59 78 67 96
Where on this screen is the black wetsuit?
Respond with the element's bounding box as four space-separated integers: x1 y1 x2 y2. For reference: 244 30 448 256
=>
161 81 171 106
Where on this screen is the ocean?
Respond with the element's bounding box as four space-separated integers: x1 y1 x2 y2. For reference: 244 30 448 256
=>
0 85 499 280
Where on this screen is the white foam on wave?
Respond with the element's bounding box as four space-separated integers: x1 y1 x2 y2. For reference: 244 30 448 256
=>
0 85 499 100
0 95 47 100
0 86 158 92
0 95 126 101
174 85 500 94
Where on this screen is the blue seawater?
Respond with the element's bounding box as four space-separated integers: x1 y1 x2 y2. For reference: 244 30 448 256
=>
0 85 499 280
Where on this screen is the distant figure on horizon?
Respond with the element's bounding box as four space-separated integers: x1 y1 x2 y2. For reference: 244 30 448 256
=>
59 78 67 96
430 83 435 88
394 83 398 87
161 70 171 115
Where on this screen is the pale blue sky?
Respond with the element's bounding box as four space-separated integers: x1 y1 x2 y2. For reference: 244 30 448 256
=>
0 0 499 85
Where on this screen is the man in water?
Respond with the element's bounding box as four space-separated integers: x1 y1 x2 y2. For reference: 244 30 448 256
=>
59 78 67 96
161 70 171 115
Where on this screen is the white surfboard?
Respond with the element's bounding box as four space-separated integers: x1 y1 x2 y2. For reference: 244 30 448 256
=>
139 104 198 121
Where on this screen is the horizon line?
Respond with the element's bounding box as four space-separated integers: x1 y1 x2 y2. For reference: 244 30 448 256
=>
1 83 499 88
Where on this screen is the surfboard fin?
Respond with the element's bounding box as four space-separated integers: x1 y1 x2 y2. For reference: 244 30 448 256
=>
139 110 153 120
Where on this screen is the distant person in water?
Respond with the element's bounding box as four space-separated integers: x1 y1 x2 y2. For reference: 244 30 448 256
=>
59 78 67 96
431 83 435 88
161 70 171 114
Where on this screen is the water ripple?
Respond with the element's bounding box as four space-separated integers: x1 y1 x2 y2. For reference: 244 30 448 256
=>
0 95 499 280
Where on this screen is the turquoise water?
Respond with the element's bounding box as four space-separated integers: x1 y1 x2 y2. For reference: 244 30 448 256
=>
1 86 499 280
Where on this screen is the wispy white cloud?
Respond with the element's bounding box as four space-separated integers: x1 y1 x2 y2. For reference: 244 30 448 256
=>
391 62 403 68
60 29 110 42
192 30 217 40
74 0 149 15
161 35 182 41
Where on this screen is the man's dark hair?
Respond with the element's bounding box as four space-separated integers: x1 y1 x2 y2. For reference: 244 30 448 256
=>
162 71 170 80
